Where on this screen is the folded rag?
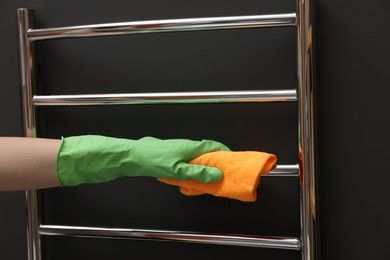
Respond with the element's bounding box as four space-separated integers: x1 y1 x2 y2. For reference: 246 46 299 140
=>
158 151 277 202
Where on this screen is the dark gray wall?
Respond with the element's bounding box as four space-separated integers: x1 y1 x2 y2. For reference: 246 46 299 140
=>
316 1 390 259
1 0 389 259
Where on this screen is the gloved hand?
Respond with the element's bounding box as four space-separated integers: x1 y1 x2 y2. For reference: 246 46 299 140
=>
56 135 230 186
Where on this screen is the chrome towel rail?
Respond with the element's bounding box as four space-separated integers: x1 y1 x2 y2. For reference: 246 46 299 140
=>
27 13 297 41
39 224 301 250
270 164 300 177
33 90 297 106
17 0 317 259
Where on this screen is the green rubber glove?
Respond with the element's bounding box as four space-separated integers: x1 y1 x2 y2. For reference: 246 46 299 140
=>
57 135 230 186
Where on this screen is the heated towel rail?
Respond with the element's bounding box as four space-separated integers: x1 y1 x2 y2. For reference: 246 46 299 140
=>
17 1 316 259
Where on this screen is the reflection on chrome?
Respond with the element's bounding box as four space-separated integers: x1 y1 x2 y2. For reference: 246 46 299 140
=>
33 90 297 106
27 13 297 41
39 224 302 250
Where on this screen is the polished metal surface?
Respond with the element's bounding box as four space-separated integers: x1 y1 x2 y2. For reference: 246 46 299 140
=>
296 0 318 259
39 225 301 250
17 8 41 260
268 164 300 177
17 9 36 138
27 13 297 41
33 90 297 106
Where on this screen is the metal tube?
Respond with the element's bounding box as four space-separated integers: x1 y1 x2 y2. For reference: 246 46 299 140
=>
17 8 41 260
27 13 297 41
268 164 300 177
17 9 36 138
39 225 301 250
296 0 318 259
33 90 297 106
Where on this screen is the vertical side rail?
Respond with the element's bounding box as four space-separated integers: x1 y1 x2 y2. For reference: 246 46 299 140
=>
17 8 41 260
297 0 317 260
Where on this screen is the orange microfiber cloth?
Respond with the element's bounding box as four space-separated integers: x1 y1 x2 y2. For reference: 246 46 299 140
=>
158 151 277 202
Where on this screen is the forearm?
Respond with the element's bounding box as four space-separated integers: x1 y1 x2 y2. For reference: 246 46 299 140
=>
0 137 61 191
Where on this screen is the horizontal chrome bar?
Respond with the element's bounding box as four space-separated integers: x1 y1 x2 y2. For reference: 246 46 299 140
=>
33 90 297 106
39 225 301 250
28 13 297 41
268 164 300 177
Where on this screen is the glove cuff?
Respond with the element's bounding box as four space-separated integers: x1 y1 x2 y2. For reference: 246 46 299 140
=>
57 135 129 186
56 137 65 187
